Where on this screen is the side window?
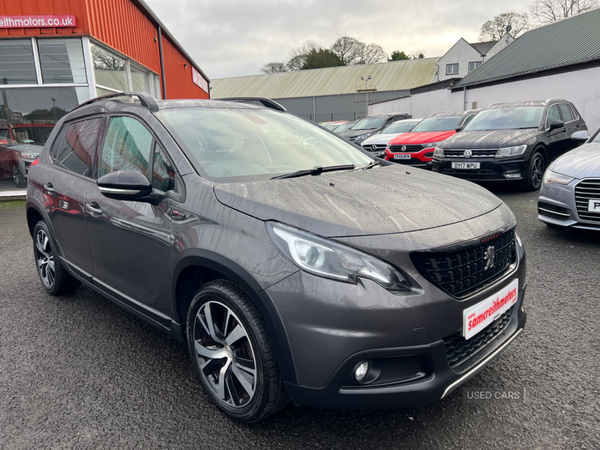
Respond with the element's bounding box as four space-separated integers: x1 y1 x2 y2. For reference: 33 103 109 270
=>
569 105 580 120
49 126 67 161
546 105 561 128
558 104 574 122
54 118 102 177
100 116 153 177
152 145 176 192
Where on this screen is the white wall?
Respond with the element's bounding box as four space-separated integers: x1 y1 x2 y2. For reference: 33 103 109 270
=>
458 66 600 133
370 87 462 117
437 39 483 81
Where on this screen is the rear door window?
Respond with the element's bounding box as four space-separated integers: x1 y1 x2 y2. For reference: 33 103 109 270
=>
558 104 574 122
54 118 103 177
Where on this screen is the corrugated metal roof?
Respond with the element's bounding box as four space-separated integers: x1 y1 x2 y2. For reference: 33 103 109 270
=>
456 8 600 88
211 58 439 99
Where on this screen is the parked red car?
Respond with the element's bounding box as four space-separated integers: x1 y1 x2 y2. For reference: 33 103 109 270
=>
385 111 479 168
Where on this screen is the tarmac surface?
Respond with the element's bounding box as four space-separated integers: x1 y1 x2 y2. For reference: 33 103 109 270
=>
0 189 599 450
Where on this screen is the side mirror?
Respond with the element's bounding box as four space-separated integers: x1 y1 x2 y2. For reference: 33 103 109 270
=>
98 170 152 201
549 120 564 131
455 125 464 133
571 130 588 141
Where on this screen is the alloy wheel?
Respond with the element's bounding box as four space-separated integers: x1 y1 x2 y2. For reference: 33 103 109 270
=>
531 155 544 189
12 166 25 187
193 301 257 408
35 229 55 288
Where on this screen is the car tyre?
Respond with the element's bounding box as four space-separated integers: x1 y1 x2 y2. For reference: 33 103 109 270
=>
524 150 545 191
187 280 288 423
33 221 81 295
12 165 26 188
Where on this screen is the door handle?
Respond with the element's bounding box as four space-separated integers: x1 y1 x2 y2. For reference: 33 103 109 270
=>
86 202 103 216
43 183 55 195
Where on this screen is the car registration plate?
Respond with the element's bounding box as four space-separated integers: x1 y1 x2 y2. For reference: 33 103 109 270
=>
452 162 480 169
372 151 385 157
588 200 600 212
394 154 411 160
463 278 519 340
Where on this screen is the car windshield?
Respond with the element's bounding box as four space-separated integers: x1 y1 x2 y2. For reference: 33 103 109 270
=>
160 107 373 182
352 117 385 130
335 122 355 133
381 120 418 134
465 107 543 131
411 116 463 133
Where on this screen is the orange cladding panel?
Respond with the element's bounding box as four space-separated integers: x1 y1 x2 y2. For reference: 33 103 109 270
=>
85 0 160 74
0 0 89 37
162 35 209 99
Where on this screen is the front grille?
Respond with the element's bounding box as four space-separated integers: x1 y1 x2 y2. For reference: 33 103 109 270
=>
389 144 422 153
574 178 600 225
411 229 516 299
444 306 514 372
445 149 498 158
363 144 386 151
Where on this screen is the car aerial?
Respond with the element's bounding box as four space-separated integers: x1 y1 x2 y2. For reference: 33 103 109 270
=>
538 128 600 230
27 93 527 423
361 119 421 157
432 99 587 190
341 112 412 145
385 111 478 168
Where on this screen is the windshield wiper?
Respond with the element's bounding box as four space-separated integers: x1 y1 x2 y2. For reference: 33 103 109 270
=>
359 160 380 170
271 164 356 180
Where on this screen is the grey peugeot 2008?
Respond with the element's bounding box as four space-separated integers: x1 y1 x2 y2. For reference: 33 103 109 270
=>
26 93 527 423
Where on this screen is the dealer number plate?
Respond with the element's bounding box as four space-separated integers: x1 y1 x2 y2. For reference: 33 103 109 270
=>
394 154 411 160
588 200 600 212
463 278 519 340
452 162 480 169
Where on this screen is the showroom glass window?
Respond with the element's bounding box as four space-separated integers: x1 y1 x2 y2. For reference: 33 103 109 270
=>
0 40 37 84
37 39 87 84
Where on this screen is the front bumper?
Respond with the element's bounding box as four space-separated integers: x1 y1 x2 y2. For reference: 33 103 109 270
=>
538 178 600 230
285 294 526 410
432 157 528 182
386 147 434 168
266 221 527 410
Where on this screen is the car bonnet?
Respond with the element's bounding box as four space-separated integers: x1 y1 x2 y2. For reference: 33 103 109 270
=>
213 164 502 237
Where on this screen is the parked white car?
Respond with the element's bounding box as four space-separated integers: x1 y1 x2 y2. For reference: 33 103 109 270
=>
361 119 421 157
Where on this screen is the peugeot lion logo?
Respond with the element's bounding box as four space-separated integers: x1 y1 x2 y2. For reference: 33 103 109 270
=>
464 149 473 158
484 245 495 270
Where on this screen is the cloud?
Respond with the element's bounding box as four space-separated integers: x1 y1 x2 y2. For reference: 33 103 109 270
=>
145 0 529 79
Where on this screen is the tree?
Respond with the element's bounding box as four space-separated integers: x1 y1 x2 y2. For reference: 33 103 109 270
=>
530 0 598 23
287 40 321 70
360 44 388 64
410 49 426 59
301 49 344 70
331 37 366 65
389 50 410 61
260 62 288 74
479 12 529 41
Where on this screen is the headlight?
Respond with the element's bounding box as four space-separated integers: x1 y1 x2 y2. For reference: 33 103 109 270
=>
542 169 574 185
495 145 527 158
421 142 439 148
357 133 371 140
21 152 38 159
433 147 444 158
267 222 410 291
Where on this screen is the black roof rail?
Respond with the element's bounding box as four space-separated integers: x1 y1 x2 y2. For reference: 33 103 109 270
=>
73 92 159 113
220 97 287 112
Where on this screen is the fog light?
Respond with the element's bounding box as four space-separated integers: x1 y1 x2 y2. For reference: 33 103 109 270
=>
355 361 369 382
504 173 522 179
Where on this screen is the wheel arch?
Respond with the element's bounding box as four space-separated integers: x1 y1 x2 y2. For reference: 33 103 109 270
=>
172 250 297 384
26 204 45 237
532 143 547 162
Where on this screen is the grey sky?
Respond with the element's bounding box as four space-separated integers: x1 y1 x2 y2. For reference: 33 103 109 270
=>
144 0 529 80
